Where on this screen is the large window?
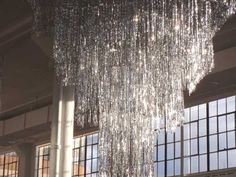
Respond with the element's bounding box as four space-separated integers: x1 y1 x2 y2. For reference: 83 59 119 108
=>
0 152 19 177
35 144 50 177
156 95 236 177
36 96 236 177
35 133 99 177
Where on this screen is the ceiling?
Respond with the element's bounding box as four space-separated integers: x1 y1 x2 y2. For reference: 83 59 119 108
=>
0 1 236 120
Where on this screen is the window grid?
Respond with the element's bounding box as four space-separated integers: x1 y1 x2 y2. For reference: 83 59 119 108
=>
0 152 19 177
35 133 99 177
156 95 236 177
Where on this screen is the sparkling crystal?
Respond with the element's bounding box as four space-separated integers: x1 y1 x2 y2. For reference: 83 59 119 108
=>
29 0 236 176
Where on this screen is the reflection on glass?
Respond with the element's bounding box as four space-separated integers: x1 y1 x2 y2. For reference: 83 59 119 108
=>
219 151 227 169
93 145 98 158
210 153 218 170
218 98 226 115
227 96 235 113
92 159 98 172
209 101 217 117
199 119 207 137
209 117 217 135
191 122 198 138
154 162 158 177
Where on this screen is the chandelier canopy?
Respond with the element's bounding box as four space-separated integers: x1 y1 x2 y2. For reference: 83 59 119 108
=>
29 0 235 176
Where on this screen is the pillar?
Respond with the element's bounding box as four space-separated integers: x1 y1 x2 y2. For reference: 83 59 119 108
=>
49 77 75 177
15 143 35 177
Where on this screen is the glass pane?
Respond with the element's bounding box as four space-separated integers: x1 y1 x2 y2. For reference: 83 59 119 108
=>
210 153 218 170
158 145 165 161
191 106 198 121
92 145 98 158
209 135 218 152
219 116 226 133
199 137 207 154
227 114 235 131
209 101 217 117
219 133 227 150
219 151 227 169
87 135 93 145
175 142 181 158
209 117 217 135
157 162 165 177
184 140 190 156
228 149 236 168
227 96 235 113
191 156 199 173
167 133 174 143
175 159 181 176
175 126 181 142
167 160 174 177
199 104 206 119
228 131 236 148
158 132 165 145
184 108 190 123
218 98 226 115
184 124 190 140
92 159 98 172
191 122 198 138
86 160 92 174
92 134 99 144
167 143 174 160
199 155 207 172
86 146 92 159
154 162 158 177
199 119 207 137
191 139 198 155
184 157 190 175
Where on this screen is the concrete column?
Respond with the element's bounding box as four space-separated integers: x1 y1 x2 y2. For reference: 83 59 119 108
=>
49 79 63 177
15 143 35 177
59 86 75 177
49 77 75 177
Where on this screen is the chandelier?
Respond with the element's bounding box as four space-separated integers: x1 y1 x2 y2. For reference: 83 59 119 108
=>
29 0 235 176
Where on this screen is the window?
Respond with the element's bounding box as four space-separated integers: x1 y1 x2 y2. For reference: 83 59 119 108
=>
0 152 19 177
156 95 236 176
35 133 99 177
35 144 50 177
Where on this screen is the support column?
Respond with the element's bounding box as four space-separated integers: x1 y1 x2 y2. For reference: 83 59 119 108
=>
59 86 75 177
15 143 35 177
49 77 75 177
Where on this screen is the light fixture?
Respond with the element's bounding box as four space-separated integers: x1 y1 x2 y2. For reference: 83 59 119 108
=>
29 0 235 176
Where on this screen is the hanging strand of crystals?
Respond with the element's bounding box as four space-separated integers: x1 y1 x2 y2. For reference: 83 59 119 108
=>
29 0 236 176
